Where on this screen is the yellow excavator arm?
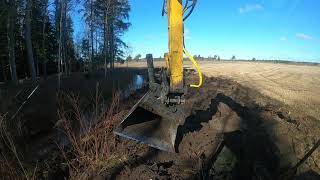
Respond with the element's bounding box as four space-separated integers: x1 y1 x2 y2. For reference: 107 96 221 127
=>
166 0 202 96
167 0 184 93
114 0 202 152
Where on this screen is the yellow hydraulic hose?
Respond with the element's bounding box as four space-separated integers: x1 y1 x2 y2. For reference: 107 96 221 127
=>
184 48 203 88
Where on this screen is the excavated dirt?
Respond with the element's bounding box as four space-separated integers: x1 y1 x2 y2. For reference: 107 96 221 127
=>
101 70 320 180
3 68 318 179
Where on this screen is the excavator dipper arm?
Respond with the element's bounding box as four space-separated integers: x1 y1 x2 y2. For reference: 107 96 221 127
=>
114 0 201 152
167 0 184 94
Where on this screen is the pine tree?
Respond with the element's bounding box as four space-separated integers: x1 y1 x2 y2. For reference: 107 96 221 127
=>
25 0 37 84
82 0 130 74
7 0 18 84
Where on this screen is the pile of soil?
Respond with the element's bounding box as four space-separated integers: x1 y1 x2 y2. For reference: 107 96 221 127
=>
2 68 319 179
100 71 320 179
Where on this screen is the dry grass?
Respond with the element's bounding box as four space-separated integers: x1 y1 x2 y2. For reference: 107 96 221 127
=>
123 61 320 119
0 114 38 180
57 87 130 178
0 114 21 179
197 61 320 119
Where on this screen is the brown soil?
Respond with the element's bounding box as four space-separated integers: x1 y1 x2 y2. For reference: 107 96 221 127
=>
99 70 320 180
1 66 319 179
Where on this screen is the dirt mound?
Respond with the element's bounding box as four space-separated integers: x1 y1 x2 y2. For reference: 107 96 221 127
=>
104 73 320 179
27 71 318 179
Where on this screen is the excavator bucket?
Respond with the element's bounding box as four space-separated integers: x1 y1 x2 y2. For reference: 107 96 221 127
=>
114 91 186 152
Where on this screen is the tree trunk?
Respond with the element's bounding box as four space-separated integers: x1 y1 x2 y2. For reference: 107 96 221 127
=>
63 0 68 75
90 0 94 72
103 10 108 79
95 32 97 56
42 0 48 79
25 0 36 84
110 24 114 70
7 0 18 85
107 22 112 71
109 2 115 71
68 41 71 74
1 60 7 82
58 0 63 89
42 62 47 79
35 55 39 76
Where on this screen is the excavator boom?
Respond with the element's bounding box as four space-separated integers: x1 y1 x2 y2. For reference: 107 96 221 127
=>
114 0 201 152
167 0 184 93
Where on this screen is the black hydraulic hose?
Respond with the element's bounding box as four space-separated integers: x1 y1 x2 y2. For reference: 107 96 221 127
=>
162 0 167 16
183 0 189 11
183 0 197 21
162 0 197 20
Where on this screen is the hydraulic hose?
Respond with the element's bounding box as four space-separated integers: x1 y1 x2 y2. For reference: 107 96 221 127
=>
162 0 197 21
183 0 197 21
184 48 203 88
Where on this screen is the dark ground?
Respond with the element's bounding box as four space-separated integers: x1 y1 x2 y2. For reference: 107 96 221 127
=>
101 70 320 180
0 68 147 169
1 68 319 179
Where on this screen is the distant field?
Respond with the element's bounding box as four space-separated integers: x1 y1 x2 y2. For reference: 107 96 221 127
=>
120 61 320 119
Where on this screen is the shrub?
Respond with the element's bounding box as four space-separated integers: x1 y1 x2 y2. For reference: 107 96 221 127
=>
57 91 130 178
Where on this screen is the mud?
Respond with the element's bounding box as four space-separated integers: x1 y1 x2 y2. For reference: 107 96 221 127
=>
103 70 320 180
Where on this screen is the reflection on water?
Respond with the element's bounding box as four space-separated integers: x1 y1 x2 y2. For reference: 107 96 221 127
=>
123 74 146 98
133 74 144 89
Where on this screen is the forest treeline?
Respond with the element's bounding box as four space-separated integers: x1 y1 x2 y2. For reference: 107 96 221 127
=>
0 0 130 84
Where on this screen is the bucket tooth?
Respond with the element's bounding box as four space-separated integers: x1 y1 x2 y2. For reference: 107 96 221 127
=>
114 92 185 152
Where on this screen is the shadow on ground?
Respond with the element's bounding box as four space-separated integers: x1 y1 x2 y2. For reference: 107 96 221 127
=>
110 89 319 179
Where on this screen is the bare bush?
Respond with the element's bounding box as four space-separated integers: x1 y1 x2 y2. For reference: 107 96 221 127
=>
57 90 129 177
